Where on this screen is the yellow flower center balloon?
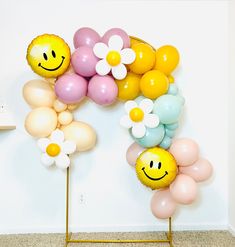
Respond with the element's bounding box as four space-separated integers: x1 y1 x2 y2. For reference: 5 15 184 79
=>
129 107 144 122
136 147 177 190
46 143 61 157
106 50 121 66
26 34 71 78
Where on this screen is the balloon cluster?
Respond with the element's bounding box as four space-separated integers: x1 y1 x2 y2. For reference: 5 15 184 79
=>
23 27 213 219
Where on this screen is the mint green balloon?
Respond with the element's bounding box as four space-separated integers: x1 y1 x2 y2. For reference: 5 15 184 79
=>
159 135 172 149
165 122 179 130
165 128 176 138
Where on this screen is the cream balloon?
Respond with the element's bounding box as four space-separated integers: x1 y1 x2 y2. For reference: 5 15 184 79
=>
53 99 67 112
23 79 56 108
67 103 79 111
62 121 96 151
58 111 73 125
25 107 57 138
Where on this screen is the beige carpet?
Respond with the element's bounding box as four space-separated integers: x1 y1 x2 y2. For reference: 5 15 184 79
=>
0 231 234 247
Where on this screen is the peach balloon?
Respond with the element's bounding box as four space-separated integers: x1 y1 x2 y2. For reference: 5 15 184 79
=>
23 79 56 108
126 142 145 167
58 111 73 126
151 189 177 219
62 121 96 151
25 107 57 138
179 158 213 182
170 174 198 205
53 99 67 112
169 138 199 166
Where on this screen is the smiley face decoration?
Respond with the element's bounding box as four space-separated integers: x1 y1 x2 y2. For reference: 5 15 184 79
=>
23 27 213 220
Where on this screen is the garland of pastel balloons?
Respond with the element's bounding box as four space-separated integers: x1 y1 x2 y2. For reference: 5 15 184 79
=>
23 27 213 219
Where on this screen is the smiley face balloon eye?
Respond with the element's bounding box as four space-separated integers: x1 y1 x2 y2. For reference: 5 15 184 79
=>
136 147 177 190
26 34 71 78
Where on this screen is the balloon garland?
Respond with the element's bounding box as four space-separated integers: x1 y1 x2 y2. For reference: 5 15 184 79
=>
23 27 213 219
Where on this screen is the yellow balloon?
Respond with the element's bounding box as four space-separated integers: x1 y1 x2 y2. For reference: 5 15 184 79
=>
62 121 96 152
23 79 56 108
140 70 169 99
129 43 155 74
58 111 73 125
130 37 141 47
25 107 57 137
116 72 141 100
136 147 177 190
154 45 180 75
168 75 175 83
53 99 67 112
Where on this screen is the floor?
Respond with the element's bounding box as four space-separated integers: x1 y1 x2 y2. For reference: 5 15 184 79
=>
0 231 234 247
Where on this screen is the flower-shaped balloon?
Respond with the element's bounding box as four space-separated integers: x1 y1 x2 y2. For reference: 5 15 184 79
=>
93 35 136 80
37 129 76 169
120 98 160 138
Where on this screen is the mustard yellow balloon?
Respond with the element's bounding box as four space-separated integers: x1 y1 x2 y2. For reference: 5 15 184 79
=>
154 45 180 75
116 72 141 100
136 147 177 190
130 37 141 47
23 79 56 108
25 107 57 138
62 121 96 152
27 34 71 78
140 70 169 99
129 43 155 74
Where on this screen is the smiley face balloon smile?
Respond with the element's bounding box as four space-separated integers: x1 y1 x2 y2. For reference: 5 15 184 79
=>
136 147 177 190
27 34 71 78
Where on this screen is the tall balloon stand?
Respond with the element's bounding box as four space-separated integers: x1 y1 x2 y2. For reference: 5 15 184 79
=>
65 167 173 247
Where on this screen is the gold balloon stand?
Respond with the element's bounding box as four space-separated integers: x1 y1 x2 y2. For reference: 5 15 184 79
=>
65 167 173 247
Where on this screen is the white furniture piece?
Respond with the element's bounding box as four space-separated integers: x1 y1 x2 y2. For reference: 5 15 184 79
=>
0 99 16 130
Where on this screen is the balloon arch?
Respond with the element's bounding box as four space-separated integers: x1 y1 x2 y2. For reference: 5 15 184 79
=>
23 27 213 220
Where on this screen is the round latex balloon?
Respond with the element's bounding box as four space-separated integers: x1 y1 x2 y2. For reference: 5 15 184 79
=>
116 72 141 100
62 121 96 152
129 43 155 74
140 70 169 99
58 111 73 126
25 107 57 138
102 28 130 48
53 99 67 112
154 45 180 75
151 189 177 219
126 142 145 167
23 79 56 108
170 174 198 205
136 147 177 190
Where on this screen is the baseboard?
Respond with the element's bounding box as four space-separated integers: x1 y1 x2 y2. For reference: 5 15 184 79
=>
228 224 235 236
0 223 228 235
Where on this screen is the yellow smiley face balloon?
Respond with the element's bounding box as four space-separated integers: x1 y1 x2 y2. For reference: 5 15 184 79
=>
136 147 177 190
27 34 71 78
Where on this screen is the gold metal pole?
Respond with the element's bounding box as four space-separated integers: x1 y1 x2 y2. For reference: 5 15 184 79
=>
65 167 70 246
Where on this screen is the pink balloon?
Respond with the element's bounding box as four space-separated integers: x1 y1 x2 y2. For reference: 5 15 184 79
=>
102 28 130 48
151 189 177 219
73 27 101 48
88 75 118 105
55 74 88 104
179 158 213 182
126 142 145 167
71 46 99 77
170 174 198 205
169 138 199 166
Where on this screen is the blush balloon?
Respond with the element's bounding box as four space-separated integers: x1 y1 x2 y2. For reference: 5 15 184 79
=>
71 46 99 77
102 28 130 48
73 27 101 48
126 142 145 167
169 138 199 166
88 75 118 105
170 174 198 205
55 74 88 104
151 189 177 219
179 158 213 182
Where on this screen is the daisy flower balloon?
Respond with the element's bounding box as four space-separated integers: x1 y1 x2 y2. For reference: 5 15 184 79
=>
93 35 136 80
37 129 76 169
120 98 160 138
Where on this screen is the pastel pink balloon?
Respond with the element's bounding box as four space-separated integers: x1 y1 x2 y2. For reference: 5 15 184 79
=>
102 28 130 48
179 158 213 182
55 74 88 104
71 46 99 77
73 27 101 48
169 138 199 166
88 75 118 105
170 174 198 205
126 142 145 167
151 189 177 219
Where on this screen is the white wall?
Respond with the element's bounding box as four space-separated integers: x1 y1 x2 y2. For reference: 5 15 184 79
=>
0 0 229 234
